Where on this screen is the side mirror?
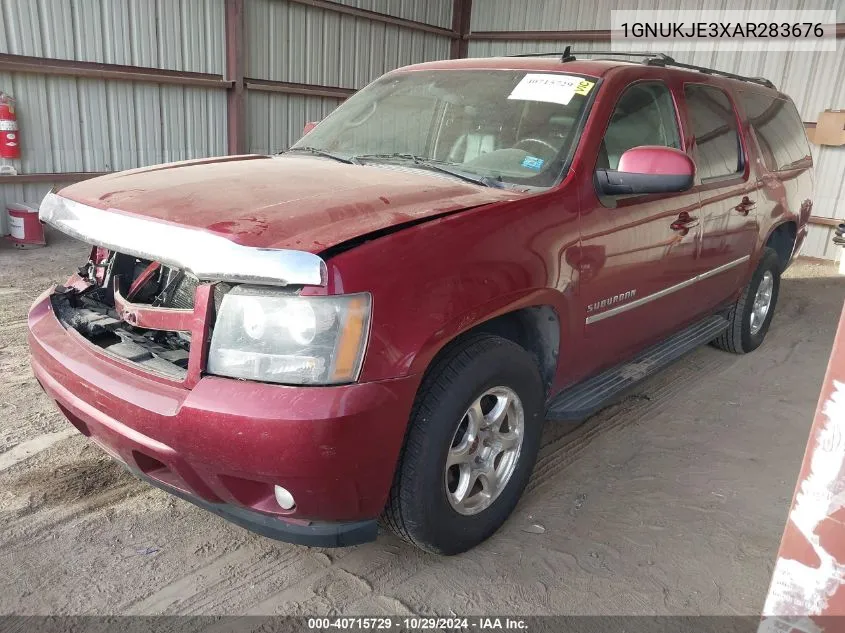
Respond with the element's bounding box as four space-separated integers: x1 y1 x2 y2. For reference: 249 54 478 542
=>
302 121 320 137
595 146 695 196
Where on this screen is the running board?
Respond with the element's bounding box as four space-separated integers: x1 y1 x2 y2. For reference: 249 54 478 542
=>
546 315 729 421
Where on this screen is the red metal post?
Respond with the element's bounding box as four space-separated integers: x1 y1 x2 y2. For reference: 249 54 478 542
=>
760 302 845 632
225 0 246 156
450 0 472 59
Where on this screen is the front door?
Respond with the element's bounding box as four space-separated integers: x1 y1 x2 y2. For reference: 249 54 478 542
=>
576 79 701 379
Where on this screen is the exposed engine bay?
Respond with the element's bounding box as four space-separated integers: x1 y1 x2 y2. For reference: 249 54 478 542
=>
51 247 229 380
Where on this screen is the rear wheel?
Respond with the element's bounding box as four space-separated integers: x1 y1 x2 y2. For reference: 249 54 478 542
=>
712 247 781 354
382 334 544 554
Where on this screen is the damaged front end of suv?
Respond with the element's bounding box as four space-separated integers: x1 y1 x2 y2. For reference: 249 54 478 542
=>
53 247 223 383
39 192 373 388
29 191 396 547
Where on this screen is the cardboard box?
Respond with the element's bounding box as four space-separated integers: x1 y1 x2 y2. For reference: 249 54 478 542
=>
808 110 845 146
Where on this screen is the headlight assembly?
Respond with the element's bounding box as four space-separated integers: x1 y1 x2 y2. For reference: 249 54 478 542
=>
207 286 371 385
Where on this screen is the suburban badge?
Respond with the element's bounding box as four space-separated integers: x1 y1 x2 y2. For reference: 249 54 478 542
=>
587 289 637 313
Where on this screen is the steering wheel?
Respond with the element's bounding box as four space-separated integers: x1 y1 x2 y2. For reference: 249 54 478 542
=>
513 138 558 159
345 101 377 128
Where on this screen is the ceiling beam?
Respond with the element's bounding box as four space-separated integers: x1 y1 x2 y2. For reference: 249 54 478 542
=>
0 53 232 88
245 79 355 100
286 0 458 38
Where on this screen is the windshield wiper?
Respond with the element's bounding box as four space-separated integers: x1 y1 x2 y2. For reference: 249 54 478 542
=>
353 153 502 188
283 146 359 164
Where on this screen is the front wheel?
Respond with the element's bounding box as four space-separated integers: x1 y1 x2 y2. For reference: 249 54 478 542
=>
382 334 544 554
712 247 781 354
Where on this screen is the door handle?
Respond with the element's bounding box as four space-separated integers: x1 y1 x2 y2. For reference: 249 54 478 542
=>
670 212 699 233
735 196 756 215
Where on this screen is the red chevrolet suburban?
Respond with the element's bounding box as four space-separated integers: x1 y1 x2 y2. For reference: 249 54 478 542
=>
28 52 813 554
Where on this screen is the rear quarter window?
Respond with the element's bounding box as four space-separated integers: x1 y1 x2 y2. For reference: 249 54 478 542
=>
739 91 811 172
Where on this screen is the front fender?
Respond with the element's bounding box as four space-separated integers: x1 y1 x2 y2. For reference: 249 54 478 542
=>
308 197 579 383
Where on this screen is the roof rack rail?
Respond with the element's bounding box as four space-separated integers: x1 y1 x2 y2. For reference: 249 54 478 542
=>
507 46 776 89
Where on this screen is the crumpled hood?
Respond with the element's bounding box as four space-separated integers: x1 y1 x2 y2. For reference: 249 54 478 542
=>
58 154 522 253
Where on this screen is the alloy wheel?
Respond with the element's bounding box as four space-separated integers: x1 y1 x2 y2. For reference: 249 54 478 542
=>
750 270 774 335
444 386 525 516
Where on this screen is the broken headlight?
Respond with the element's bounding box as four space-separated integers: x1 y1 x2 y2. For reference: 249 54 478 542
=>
207 286 371 385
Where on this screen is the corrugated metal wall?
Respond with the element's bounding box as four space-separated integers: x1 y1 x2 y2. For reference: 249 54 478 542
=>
0 73 227 173
247 91 342 156
245 0 453 153
0 0 225 72
468 0 845 259
0 0 227 235
246 0 450 88
331 0 453 29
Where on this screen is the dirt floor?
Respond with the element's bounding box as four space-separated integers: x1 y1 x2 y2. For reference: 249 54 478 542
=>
1 227 843 616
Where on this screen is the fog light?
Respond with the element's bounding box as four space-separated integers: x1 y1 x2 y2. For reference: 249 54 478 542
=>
274 485 295 510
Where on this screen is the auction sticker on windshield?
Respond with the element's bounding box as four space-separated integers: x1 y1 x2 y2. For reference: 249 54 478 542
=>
508 74 595 105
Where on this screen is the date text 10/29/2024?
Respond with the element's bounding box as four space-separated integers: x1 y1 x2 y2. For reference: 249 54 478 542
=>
308 617 529 630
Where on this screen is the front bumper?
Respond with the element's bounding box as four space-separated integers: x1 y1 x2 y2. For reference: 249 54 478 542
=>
132 468 378 547
28 290 419 546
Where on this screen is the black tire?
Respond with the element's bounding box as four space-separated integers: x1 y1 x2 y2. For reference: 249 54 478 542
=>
382 333 544 555
712 247 781 354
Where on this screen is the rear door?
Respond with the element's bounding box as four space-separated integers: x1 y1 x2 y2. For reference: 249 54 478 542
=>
680 83 759 312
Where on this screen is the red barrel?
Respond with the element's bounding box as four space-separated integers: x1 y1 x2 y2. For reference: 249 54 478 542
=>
6 203 45 248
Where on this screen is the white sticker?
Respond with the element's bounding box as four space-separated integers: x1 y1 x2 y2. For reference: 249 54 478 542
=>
8 215 24 239
508 74 593 106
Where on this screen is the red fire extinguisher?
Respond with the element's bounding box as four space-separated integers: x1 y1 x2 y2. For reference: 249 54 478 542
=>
0 92 21 160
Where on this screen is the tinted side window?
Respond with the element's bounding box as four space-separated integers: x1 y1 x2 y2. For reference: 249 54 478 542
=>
599 82 680 170
740 91 811 172
684 85 742 180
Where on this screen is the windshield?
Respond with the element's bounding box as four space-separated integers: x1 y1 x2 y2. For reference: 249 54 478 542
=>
289 69 597 189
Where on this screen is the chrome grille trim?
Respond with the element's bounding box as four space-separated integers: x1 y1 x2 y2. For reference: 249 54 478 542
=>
39 193 327 287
